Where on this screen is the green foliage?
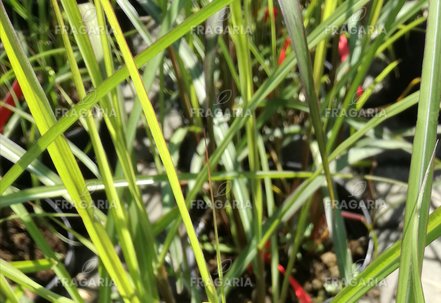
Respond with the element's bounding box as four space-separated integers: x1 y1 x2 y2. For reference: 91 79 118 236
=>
0 0 439 302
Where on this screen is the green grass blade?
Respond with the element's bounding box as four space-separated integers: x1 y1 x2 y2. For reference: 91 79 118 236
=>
278 0 351 281
312 0 337 91
257 136 280 303
8 203 84 302
99 1 219 301
50 0 152 300
397 0 441 301
222 91 420 294
0 3 139 301
333 205 441 303
229 2 265 298
0 274 19 303
9 259 52 273
131 0 383 258
0 170 311 207
0 260 74 303
0 0 234 200
0 0 358 195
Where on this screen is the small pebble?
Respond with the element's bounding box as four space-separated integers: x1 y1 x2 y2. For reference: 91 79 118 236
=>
312 278 323 290
329 265 340 278
321 252 337 267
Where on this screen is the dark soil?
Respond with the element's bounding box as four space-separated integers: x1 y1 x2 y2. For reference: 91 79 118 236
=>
0 207 68 284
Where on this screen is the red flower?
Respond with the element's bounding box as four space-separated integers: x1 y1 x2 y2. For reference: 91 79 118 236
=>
260 240 312 303
0 80 23 132
356 85 364 98
264 7 278 23
278 37 292 65
278 264 312 303
338 34 349 62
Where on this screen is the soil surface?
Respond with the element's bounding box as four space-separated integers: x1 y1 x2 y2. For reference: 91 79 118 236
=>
0 208 68 284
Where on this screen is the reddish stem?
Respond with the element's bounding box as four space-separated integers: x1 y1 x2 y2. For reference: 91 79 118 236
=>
0 80 23 132
277 264 312 303
264 7 278 23
261 241 312 303
278 37 292 65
